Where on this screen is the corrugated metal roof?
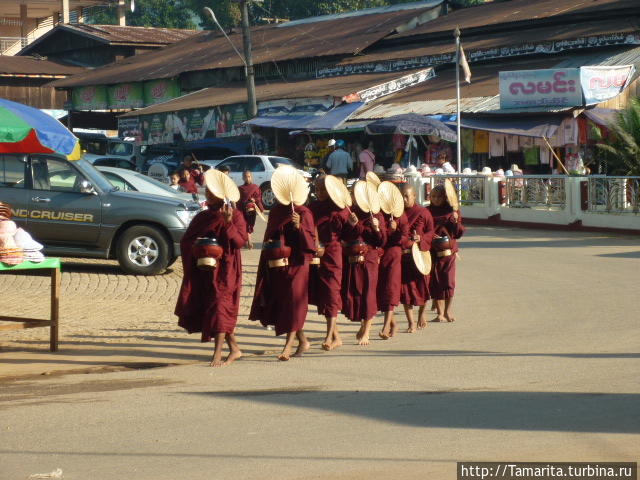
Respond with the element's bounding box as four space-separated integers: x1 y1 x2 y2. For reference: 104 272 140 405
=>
337 17 640 67
350 96 495 119
49 6 439 88
61 24 199 45
392 0 638 39
0 55 85 77
120 69 431 117
553 45 640 68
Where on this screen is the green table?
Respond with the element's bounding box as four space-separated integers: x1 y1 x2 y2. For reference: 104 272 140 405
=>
0 258 61 352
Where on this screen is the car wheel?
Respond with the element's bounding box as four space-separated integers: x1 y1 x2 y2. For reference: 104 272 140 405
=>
116 225 169 275
261 182 275 209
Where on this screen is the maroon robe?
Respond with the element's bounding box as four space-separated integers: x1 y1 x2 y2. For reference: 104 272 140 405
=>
401 205 435 306
377 212 409 312
341 207 387 322
238 183 264 234
175 207 247 341
249 203 316 335
427 205 465 300
178 176 199 194
308 199 350 317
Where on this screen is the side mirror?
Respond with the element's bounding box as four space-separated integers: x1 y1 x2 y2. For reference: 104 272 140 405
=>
80 180 97 195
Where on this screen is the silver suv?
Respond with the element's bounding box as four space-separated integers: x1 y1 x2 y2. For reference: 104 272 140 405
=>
0 154 200 275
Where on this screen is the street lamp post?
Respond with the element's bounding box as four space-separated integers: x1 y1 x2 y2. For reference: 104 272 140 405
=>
204 2 258 118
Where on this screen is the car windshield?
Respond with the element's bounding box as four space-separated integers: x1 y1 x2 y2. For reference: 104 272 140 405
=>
45 157 115 193
108 142 134 156
132 172 184 195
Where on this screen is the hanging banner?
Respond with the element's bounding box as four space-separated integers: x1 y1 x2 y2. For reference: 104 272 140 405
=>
72 85 108 110
117 117 142 142
257 97 336 117
346 68 435 104
580 65 636 105
499 68 582 109
215 103 251 138
143 79 181 106
108 83 144 109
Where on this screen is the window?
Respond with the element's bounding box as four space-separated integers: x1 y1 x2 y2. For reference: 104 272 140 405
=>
31 157 85 192
0 155 26 188
268 157 296 169
108 142 133 156
102 172 133 192
217 159 242 172
243 157 265 172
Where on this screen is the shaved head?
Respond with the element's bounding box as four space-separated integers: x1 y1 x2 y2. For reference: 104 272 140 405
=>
402 184 416 208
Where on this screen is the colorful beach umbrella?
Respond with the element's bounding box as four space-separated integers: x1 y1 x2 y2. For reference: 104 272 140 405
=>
0 98 80 160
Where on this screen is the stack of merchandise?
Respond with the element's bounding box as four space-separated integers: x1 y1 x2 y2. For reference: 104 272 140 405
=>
0 201 44 265
14 228 45 263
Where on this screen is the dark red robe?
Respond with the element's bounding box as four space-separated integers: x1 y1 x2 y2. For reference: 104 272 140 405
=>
341 207 387 322
175 207 247 341
401 204 435 306
308 199 350 317
427 205 465 300
238 183 264 234
377 212 409 312
249 203 316 335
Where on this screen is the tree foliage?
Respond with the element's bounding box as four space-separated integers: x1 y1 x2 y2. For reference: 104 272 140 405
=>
87 0 195 29
596 97 640 176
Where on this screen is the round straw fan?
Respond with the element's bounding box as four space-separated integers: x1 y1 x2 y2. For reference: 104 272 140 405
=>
366 171 381 187
411 242 432 275
339 180 353 208
204 169 240 202
444 178 460 211
271 165 309 206
325 175 348 209
354 180 381 214
378 181 404 218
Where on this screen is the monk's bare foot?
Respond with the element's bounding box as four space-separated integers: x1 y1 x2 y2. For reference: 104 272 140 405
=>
357 334 370 346
356 325 365 341
379 330 390 340
322 335 333 351
224 350 242 365
433 315 447 323
406 321 417 333
293 341 311 357
278 347 291 361
445 315 456 323
331 336 342 350
418 317 428 329
389 322 398 338
210 355 224 367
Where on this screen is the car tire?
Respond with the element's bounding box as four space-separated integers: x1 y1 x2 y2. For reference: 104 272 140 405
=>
116 225 170 275
261 182 275 209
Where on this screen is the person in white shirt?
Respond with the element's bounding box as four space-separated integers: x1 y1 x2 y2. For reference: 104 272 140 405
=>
438 151 456 174
326 139 351 180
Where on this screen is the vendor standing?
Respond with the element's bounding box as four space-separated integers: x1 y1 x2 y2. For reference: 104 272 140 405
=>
325 139 351 181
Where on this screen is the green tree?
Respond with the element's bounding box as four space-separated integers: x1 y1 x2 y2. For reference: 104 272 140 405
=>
596 97 640 175
87 0 196 29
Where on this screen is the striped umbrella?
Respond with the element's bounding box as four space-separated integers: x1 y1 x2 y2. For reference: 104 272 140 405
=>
0 98 80 160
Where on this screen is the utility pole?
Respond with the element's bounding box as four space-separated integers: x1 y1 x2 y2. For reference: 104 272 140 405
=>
237 0 257 118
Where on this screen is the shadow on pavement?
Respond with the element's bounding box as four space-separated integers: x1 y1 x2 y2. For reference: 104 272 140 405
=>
184 390 640 434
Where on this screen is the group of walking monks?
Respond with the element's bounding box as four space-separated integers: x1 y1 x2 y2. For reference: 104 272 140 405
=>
175 171 464 366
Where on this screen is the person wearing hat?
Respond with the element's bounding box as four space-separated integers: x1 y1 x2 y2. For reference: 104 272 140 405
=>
341 193 387 346
238 170 265 249
400 185 435 332
308 175 351 351
325 139 351 181
249 172 317 361
377 197 410 340
175 172 248 367
427 185 465 323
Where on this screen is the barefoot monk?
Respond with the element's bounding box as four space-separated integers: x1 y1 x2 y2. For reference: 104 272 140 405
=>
175 170 247 367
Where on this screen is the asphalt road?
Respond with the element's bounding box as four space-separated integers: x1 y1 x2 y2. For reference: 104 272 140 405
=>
1 225 639 479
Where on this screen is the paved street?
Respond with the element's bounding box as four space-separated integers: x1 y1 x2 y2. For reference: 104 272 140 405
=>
1 223 639 479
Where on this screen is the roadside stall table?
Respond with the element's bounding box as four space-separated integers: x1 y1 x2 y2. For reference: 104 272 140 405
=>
0 258 61 352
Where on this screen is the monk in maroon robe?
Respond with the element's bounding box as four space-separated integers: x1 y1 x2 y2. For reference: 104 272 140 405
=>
427 185 465 323
249 201 316 360
378 211 409 339
175 189 247 367
238 170 264 248
308 176 350 351
401 185 435 331
341 206 386 345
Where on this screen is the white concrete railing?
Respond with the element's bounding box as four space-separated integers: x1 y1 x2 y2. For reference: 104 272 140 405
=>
403 173 640 231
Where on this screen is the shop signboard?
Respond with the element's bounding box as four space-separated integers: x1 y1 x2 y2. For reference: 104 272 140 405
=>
108 82 144 109
215 103 251 138
257 97 336 117
348 68 435 104
143 79 181 106
182 108 216 141
72 85 108 110
580 65 636 105
118 117 142 142
499 68 582 109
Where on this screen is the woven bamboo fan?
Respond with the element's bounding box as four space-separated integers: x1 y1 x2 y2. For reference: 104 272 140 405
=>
354 180 381 214
366 171 381 187
271 165 309 206
204 169 240 202
444 178 459 211
378 181 404 218
325 175 348 209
